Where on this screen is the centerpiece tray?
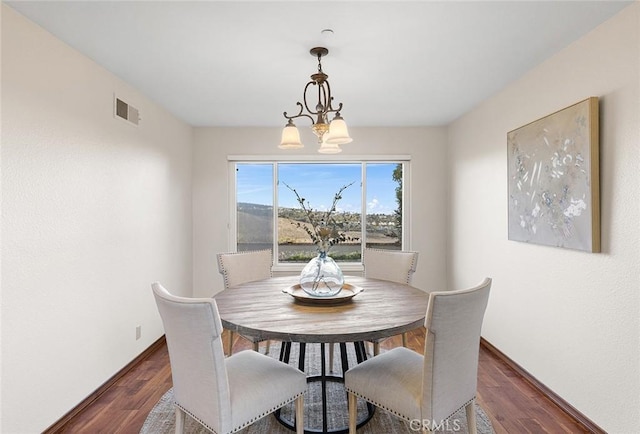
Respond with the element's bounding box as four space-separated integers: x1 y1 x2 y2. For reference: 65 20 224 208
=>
283 283 364 305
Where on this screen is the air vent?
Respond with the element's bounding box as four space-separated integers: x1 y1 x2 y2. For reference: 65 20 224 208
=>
114 96 140 126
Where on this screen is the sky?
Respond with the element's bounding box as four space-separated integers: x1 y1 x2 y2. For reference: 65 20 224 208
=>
236 163 400 215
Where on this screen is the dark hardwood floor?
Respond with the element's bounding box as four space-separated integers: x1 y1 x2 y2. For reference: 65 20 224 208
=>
57 329 589 433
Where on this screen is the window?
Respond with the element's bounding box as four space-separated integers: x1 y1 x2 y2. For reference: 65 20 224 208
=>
233 158 409 268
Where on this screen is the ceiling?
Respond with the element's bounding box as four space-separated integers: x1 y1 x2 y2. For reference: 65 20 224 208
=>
5 1 632 128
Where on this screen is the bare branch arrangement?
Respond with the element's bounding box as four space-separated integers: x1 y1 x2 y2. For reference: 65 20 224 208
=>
284 182 358 253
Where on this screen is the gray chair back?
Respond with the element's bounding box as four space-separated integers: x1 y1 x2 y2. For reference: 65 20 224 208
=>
217 249 272 289
152 282 231 433
363 248 418 284
422 278 491 422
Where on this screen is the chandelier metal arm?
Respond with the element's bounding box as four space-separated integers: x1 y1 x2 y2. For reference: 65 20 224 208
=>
321 80 332 113
304 81 323 116
286 83 342 123
283 102 314 124
320 80 343 117
326 101 343 116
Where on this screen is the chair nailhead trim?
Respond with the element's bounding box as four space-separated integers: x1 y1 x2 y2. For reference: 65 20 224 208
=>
344 388 475 425
175 391 304 434
217 249 273 290
175 402 216 433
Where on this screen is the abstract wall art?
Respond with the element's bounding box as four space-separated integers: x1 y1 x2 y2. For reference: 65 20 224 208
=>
507 97 600 252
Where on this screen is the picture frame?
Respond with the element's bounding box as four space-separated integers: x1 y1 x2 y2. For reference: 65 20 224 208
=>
507 97 600 252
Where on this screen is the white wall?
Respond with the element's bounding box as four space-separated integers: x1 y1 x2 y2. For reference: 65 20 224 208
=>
447 4 639 432
192 126 448 297
1 6 193 433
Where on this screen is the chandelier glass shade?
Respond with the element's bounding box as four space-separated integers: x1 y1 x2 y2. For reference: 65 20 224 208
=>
279 47 352 152
318 141 342 154
324 114 352 145
279 120 304 150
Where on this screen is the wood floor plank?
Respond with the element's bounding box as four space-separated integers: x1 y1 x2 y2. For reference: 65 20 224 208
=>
53 328 592 433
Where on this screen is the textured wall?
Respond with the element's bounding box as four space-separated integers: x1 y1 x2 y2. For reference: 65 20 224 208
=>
1 6 193 432
447 4 639 432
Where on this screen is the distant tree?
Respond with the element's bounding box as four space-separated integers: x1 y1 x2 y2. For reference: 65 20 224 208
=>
392 164 402 241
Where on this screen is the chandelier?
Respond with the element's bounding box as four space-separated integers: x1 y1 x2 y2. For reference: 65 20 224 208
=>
279 47 352 153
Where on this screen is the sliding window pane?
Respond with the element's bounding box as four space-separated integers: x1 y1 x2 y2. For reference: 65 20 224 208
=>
366 163 402 250
278 163 362 262
236 163 273 252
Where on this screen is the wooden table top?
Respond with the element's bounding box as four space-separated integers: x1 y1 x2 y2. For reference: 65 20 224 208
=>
214 275 430 344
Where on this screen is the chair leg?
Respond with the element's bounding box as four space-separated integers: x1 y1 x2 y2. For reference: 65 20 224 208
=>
329 343 334 372
227 330 234 356
175 407 185 434
252 341 259 352
295 395 305 434
402 332 407 347
465 399 478 434
348 392 358 434
373 341 380 356
265 339 271 354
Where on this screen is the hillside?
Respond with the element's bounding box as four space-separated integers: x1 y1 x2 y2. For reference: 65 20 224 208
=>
238 202 398 244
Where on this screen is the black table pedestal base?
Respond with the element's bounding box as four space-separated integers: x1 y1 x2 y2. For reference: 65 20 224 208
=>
274 341 375 434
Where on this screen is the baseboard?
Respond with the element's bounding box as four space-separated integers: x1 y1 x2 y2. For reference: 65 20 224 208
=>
43 336 167 434
480 338 605 434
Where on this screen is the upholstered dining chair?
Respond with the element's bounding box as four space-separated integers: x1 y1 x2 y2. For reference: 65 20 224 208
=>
152 282 306 434
329 248 419 369
363 248 419 353
217 249 273 355
345 278 492 434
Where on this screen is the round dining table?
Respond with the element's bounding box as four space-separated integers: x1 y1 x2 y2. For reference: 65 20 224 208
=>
214 275 430 434
214 275 429 344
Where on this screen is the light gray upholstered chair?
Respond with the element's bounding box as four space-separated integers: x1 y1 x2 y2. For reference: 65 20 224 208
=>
217 249 273 354
329 248 419 369
363 248 419 353
345 278 491 434
152 282 306 434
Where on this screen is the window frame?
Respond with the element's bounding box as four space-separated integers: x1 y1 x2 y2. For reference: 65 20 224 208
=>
228 154 411 273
